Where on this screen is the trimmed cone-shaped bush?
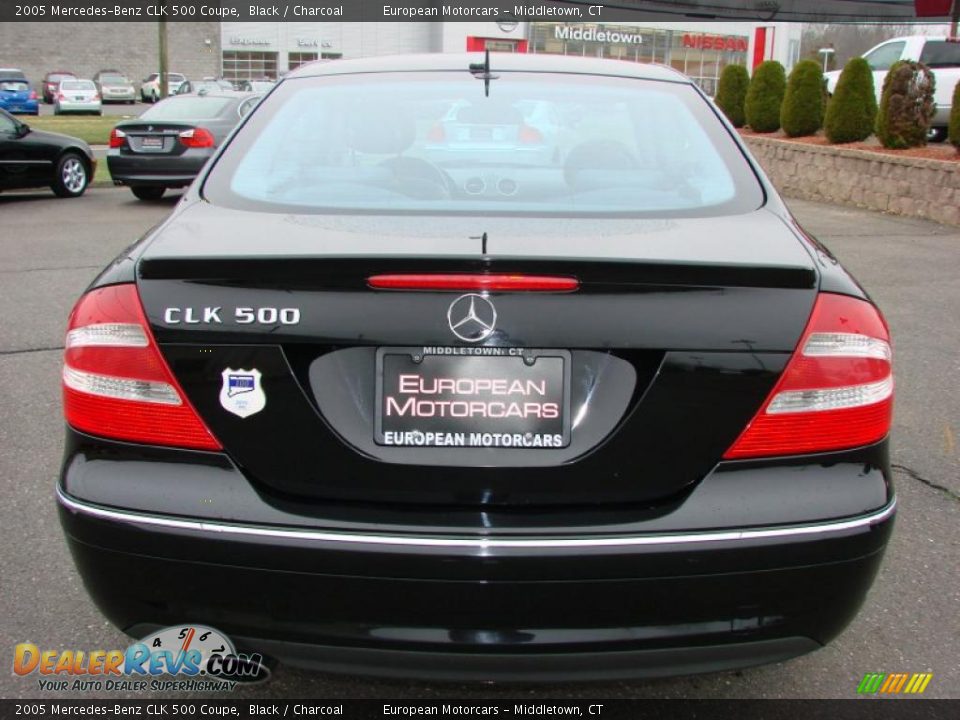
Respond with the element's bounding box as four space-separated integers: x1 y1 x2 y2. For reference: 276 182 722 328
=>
781 60 825 137
824 57 878 143
745 61 786 133
715 64 750 128
949 79 960 153
876 60 936 149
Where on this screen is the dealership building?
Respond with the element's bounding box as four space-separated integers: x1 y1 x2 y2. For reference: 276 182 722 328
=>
1 21 802 98
219 21 803 96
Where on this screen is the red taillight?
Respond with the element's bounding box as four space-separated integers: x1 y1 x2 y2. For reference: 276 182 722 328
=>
427 124 446 143
57 92 65 102
368 274 580 292
62 284 221 451
724 293 893 460
29 90 38 100
518 124 543 144
93 93 100 101
108 128 126 148
178 127 215 148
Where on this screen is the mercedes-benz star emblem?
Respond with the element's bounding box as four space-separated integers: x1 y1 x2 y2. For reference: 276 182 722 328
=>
447 294 497 343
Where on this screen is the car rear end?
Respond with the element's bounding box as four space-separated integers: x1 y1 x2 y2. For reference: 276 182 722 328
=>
44 72 75 103
0 77 39 115
55 80 101 115
107 95 241 190
98 74 136 103
59 56 895 681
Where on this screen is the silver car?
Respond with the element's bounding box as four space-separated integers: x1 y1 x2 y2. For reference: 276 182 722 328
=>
93 71 136 104
54 79 102 115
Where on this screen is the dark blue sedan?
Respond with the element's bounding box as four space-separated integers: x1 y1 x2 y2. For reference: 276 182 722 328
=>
0 70 40 115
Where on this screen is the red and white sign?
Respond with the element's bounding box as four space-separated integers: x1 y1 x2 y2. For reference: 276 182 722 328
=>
682 34 749 53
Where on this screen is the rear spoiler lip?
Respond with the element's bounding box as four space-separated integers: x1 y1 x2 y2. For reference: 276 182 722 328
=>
138 257 817 290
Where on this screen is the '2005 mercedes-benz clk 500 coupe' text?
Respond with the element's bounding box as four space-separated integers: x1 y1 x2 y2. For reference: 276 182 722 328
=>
58 54 895 681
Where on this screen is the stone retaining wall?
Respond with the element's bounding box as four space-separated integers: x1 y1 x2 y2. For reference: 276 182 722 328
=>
742 135 960 227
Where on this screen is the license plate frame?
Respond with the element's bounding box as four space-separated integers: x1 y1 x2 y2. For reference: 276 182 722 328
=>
375 347 571 449
140 136 164 149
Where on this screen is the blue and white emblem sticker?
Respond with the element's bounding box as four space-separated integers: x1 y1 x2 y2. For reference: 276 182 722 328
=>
219 368 266 418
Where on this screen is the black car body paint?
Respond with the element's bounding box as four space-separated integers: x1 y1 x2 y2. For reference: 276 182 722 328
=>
59 55 894 680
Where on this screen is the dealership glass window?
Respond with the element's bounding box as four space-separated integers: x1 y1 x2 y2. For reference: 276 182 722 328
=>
288 52 318 71
222 51 278 83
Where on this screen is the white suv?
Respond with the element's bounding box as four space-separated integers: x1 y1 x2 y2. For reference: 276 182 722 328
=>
140 72 186 103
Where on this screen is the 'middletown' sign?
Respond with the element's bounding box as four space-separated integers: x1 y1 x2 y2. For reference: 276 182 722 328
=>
554 25 644 45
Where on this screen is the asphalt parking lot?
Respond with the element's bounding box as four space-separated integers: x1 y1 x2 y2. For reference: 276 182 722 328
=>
0 188 957 700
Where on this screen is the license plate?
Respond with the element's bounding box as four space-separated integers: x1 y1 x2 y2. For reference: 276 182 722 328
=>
141 137 163 148
375 347 570 449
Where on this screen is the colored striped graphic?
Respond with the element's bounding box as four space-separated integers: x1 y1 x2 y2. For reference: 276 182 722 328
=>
857 672 933 694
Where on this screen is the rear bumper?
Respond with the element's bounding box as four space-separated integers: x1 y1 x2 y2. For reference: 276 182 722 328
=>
0 100 39 114
107 151 209 187
58 433 896 680
57 101 101 113
101 91 136 103
933 105 951 126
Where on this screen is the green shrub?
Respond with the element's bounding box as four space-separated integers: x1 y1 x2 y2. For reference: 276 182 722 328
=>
745 61 787 132
949 79 960 152
875 60 936 149
781 60 825 137
715 64 750 127
824 57 878 143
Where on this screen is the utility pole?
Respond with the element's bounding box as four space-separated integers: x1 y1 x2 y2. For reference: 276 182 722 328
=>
951 0 959 41
158 19 169 99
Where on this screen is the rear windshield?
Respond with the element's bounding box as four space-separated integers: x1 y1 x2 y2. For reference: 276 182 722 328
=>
141 96 231 120
101 75 128 83
204 72 762 217
0 81 28 92
48 73 74 82
62 80 95 91
919 40 960 68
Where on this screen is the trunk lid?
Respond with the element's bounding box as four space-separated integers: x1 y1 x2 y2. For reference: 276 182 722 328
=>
137 203 818 507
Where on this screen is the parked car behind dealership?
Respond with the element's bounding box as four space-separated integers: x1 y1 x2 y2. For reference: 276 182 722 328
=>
54 79 102 116
236 79 276 93
42 70 76 104
0 107 95 197
174 78 235 96
108 92 260 200
141 72 186 103
93 70 136 104
0 71 39 115
825 35 960 142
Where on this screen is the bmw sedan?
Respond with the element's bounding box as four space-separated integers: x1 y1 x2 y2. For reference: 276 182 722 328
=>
107 92 260 200
0 108 94 197
58 54 895 681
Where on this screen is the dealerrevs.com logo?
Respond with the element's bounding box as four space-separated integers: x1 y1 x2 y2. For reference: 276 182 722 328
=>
13 625 270 692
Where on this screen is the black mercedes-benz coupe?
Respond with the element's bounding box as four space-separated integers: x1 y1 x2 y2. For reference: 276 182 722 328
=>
58 54 895 681
0 108 95 197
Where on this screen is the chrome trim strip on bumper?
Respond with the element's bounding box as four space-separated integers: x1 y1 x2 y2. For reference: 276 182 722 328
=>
57 487 896 550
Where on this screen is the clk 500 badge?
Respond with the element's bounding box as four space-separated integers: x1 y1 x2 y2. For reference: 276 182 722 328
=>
220 368 266 418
